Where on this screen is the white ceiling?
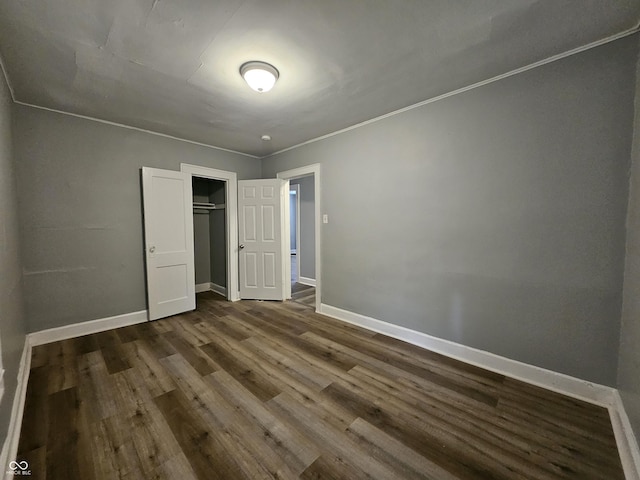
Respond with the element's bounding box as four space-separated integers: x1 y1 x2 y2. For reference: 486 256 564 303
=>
0 1 638 157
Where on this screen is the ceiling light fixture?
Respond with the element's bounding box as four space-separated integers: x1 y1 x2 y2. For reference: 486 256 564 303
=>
240 61 279 93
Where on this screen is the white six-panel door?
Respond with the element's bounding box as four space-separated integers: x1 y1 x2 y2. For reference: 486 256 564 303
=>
238 179 287 300
142 167 196 320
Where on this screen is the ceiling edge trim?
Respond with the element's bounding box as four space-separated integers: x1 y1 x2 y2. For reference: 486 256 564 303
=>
12 101 260 159
262 25 640 160
0 52 15 101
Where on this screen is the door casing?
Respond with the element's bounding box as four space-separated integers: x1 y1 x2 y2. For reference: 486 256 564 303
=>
277 164 321 312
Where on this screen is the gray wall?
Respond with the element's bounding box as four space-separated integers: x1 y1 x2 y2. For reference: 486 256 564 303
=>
290 188 297 252
0 70 26 447
13 105 260 331
193 212 211 285
263 36 638 386
619 37 640 442
291 176 316 280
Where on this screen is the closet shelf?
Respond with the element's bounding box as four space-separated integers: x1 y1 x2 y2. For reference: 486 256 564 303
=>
193 202 225 210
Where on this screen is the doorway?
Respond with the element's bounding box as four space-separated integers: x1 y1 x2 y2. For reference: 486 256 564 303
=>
192 177 227 299
180 163 240 302
278 164 321 312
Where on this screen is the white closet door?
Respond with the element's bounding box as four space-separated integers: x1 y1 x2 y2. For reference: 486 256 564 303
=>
238 179 287 300
142 167 196 320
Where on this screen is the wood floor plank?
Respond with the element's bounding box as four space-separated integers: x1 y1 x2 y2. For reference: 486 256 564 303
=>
128 401 183 474
171 316 213 347
29 344 50 369
164 331 219 376
346 417 460 480
17 293 625 479
77 350 119 421
101 342 132 375
46 387 85 479
242 336 335 391
72 333 100 355
195 314 253 341
17 365 49 455
268 392 406 480
137 332 177 359
149 318 174 334
159 353 237 427
47 360 78 394
150 452 199 480
154 388 247 480
18 446 46 479
91 413 149 478
206 370 321 476
300 454 371 480
120 340 177 399
200 338 281 402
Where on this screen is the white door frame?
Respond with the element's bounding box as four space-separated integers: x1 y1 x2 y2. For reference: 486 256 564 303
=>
277 164 321 312
180 163 240 302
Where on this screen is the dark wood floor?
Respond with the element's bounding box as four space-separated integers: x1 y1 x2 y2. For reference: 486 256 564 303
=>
17 292 624 479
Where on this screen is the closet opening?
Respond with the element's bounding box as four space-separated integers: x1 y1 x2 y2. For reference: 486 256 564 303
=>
192 176 227 302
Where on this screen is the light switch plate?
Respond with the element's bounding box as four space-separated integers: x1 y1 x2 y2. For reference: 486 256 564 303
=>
322 214 328 224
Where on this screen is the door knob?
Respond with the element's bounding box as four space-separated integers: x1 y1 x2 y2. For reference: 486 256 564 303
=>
149 246 156 253
239 244 245 249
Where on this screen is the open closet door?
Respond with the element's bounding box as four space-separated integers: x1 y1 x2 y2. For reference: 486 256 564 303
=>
238 179 288 300
142 167 196 320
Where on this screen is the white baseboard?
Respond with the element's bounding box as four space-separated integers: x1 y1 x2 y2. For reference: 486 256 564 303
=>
211 283 227 297
298 276 316 287
318 303 614 406
28 310 148 346
196 282 227 296
0 338 32 480
610 391 640 480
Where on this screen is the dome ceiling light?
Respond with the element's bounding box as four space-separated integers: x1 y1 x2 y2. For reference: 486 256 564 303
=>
240 61 279 93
